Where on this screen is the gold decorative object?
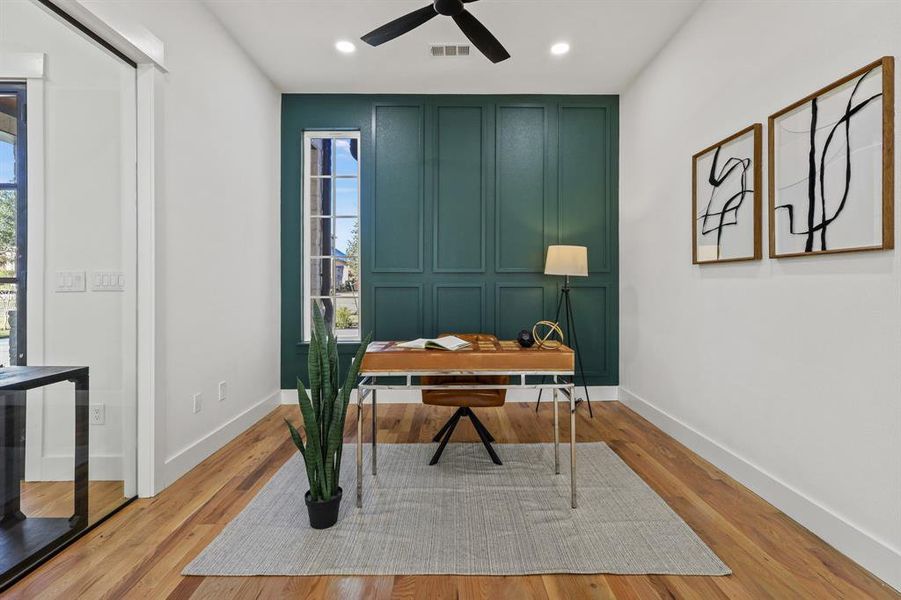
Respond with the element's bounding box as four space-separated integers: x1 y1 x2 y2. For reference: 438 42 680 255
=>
532 320 564 349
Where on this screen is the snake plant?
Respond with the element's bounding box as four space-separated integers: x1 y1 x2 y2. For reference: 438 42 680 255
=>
286 302 371 501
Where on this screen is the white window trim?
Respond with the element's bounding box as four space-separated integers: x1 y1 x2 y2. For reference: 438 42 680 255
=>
302 130 361 343
1 56 47 486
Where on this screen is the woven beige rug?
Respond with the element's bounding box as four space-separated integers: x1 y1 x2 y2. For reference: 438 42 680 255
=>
184 443 729 576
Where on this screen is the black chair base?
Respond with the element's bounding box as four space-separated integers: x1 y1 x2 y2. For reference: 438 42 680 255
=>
430 407 502 466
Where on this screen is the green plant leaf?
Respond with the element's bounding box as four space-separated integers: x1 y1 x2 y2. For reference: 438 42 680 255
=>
308 328 321 425
321 328 342 494
329 329 339 401
292 301 372 502
286 417 320 498
321 330 336 458
311 302 333 481
296 377 326 500
285 418 305 457
326 332 372 491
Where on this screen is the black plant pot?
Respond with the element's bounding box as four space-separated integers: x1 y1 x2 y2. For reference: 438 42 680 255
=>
305 487 342 529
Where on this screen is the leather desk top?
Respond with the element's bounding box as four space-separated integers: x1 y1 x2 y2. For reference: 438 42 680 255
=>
359 339 574 374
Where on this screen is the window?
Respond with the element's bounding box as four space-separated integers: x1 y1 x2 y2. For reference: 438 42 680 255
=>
0 84 26 366
303 131 361 342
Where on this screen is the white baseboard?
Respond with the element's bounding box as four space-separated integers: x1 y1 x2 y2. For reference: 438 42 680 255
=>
619 386 901 593
281 386 619 405
163 390 281 489
30 454 125 481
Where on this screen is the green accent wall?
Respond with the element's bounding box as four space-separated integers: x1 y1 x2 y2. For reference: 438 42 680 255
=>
281 95 618 389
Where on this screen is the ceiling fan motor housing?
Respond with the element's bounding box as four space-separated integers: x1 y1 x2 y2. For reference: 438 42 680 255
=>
433 0 464 16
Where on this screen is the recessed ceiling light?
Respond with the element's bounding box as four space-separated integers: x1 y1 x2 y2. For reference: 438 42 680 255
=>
336 40 356 54
550 42 570 56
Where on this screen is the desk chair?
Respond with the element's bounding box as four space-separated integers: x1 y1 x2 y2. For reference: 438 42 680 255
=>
421 334 507 466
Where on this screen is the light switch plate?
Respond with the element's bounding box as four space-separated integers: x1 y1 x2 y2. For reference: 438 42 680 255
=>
55 271 86 292
91 271 125 292
193 393 202 414
218 381 227 402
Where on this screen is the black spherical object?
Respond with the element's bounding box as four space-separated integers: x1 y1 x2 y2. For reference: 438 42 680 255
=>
517 329 535 348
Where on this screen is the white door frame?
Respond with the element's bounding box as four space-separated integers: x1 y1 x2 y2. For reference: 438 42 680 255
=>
135 63 162 496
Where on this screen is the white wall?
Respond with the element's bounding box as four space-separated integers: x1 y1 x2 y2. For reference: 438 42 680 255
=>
93 0 282 491
620 0 901 590
1 0 137 488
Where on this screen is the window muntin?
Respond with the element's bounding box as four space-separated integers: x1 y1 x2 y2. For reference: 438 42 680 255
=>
303 132 361 342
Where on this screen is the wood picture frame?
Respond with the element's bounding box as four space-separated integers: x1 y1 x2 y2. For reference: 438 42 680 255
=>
692 123 762 264
768 56 894 258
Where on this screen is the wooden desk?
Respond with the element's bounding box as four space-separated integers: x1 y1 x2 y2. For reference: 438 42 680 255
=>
355 341 578 509
358 339 575 373
0 366 89 588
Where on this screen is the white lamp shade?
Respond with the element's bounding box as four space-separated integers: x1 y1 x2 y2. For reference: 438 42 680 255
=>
544 245 588 276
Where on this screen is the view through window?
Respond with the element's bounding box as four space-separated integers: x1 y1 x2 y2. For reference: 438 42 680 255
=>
303 132 361 341
0 84 26 366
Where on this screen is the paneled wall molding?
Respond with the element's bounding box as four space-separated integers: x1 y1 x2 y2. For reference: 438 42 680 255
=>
371 283 424 341
495 104 549 273
494 283 546 339
564 284 611 379
282 95 619 389
557 104 615 275
433 282 486 333
433 104 487 273
372 103 425 273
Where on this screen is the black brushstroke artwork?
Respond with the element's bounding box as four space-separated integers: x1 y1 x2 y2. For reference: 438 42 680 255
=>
776 67 882 252
697 145 753 260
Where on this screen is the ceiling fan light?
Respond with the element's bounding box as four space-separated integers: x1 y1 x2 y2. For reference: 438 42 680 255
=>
550 42 570 56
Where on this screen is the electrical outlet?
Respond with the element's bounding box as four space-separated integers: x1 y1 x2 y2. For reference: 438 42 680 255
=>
192 393 202 414
218 381 227 402
89 404 105 425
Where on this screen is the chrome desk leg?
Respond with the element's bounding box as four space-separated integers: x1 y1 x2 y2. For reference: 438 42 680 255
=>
553 378 560 475
356 391 363 508
570 383 577 509
371 388 377 476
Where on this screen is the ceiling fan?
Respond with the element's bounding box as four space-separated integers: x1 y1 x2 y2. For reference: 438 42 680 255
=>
361 0 510 64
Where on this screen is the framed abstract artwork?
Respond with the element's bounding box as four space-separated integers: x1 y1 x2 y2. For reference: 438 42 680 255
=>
692 124 762 264
769 57 894 258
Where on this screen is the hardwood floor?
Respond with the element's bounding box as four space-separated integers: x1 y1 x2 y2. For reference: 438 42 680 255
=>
20 481 128 526
4 402 897 599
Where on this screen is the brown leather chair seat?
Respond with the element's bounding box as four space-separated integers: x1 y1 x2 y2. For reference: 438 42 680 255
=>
421 334 507 465
421 375 507 408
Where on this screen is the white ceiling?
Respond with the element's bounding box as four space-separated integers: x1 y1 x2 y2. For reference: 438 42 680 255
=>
202 0 701 94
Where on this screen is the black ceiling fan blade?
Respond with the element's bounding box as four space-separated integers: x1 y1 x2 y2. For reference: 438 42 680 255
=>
361 4 438 47
452 10 510 63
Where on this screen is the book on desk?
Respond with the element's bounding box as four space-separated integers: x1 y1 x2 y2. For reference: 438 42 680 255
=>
395 336 470 351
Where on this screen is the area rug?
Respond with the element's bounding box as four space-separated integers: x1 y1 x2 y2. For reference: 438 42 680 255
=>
184 443 730 576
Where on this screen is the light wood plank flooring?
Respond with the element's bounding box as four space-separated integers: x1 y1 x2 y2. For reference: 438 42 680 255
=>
4 402 897 599
20 481 128 526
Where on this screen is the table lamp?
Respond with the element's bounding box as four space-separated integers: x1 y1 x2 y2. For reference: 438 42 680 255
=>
537 245 592 417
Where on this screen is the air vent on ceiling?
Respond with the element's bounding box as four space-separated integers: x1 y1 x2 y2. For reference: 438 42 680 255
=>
430 44 471 58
